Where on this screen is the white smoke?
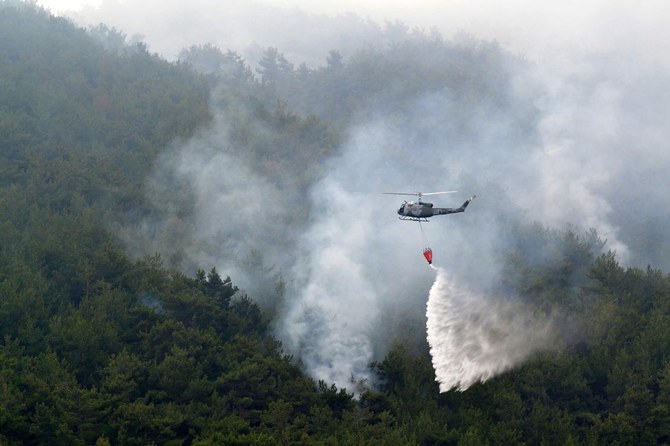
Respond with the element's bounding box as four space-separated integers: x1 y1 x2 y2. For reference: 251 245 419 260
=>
129 102 295 301
134 74 625 392
76 0 670 391
426 266 556 392
279 122 436 389
281 179 380 386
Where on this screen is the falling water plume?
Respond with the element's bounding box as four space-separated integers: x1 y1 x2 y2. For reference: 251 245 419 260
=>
426 267 555 391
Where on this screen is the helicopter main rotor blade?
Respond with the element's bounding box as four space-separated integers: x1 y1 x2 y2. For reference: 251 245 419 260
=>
383 192 423 196
420 191 458 196
383 191 458 197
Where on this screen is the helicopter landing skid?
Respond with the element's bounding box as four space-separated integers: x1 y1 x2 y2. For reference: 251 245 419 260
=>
399 216 429 222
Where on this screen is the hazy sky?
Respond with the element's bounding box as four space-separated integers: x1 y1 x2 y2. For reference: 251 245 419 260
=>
36 0 670 68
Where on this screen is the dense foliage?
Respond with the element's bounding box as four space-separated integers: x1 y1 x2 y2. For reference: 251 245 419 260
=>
1 3 670 445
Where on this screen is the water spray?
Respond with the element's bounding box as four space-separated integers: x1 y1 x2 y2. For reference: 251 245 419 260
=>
426 266 555 391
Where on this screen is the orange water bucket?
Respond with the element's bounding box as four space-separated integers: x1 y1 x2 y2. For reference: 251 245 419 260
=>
423 248 433 264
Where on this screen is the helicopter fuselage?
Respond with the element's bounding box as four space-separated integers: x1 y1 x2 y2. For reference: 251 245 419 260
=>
397 196 475 221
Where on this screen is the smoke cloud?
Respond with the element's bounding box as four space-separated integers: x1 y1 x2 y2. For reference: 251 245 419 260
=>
126 97 295 303
46 0 670 390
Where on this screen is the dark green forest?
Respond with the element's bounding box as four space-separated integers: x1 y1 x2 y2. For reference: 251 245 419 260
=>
1 2 670 445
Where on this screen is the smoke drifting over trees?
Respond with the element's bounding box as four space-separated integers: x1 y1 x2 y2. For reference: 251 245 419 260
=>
4 1 670 443
43 0 666 390
84 0 670 390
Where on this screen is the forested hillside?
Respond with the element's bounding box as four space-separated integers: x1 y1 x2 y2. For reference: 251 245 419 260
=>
1 2 670 445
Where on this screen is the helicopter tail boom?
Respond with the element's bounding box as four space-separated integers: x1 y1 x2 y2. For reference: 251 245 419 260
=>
432 195 476 215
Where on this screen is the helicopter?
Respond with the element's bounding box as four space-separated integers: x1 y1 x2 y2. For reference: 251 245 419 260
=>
384 191 476 222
